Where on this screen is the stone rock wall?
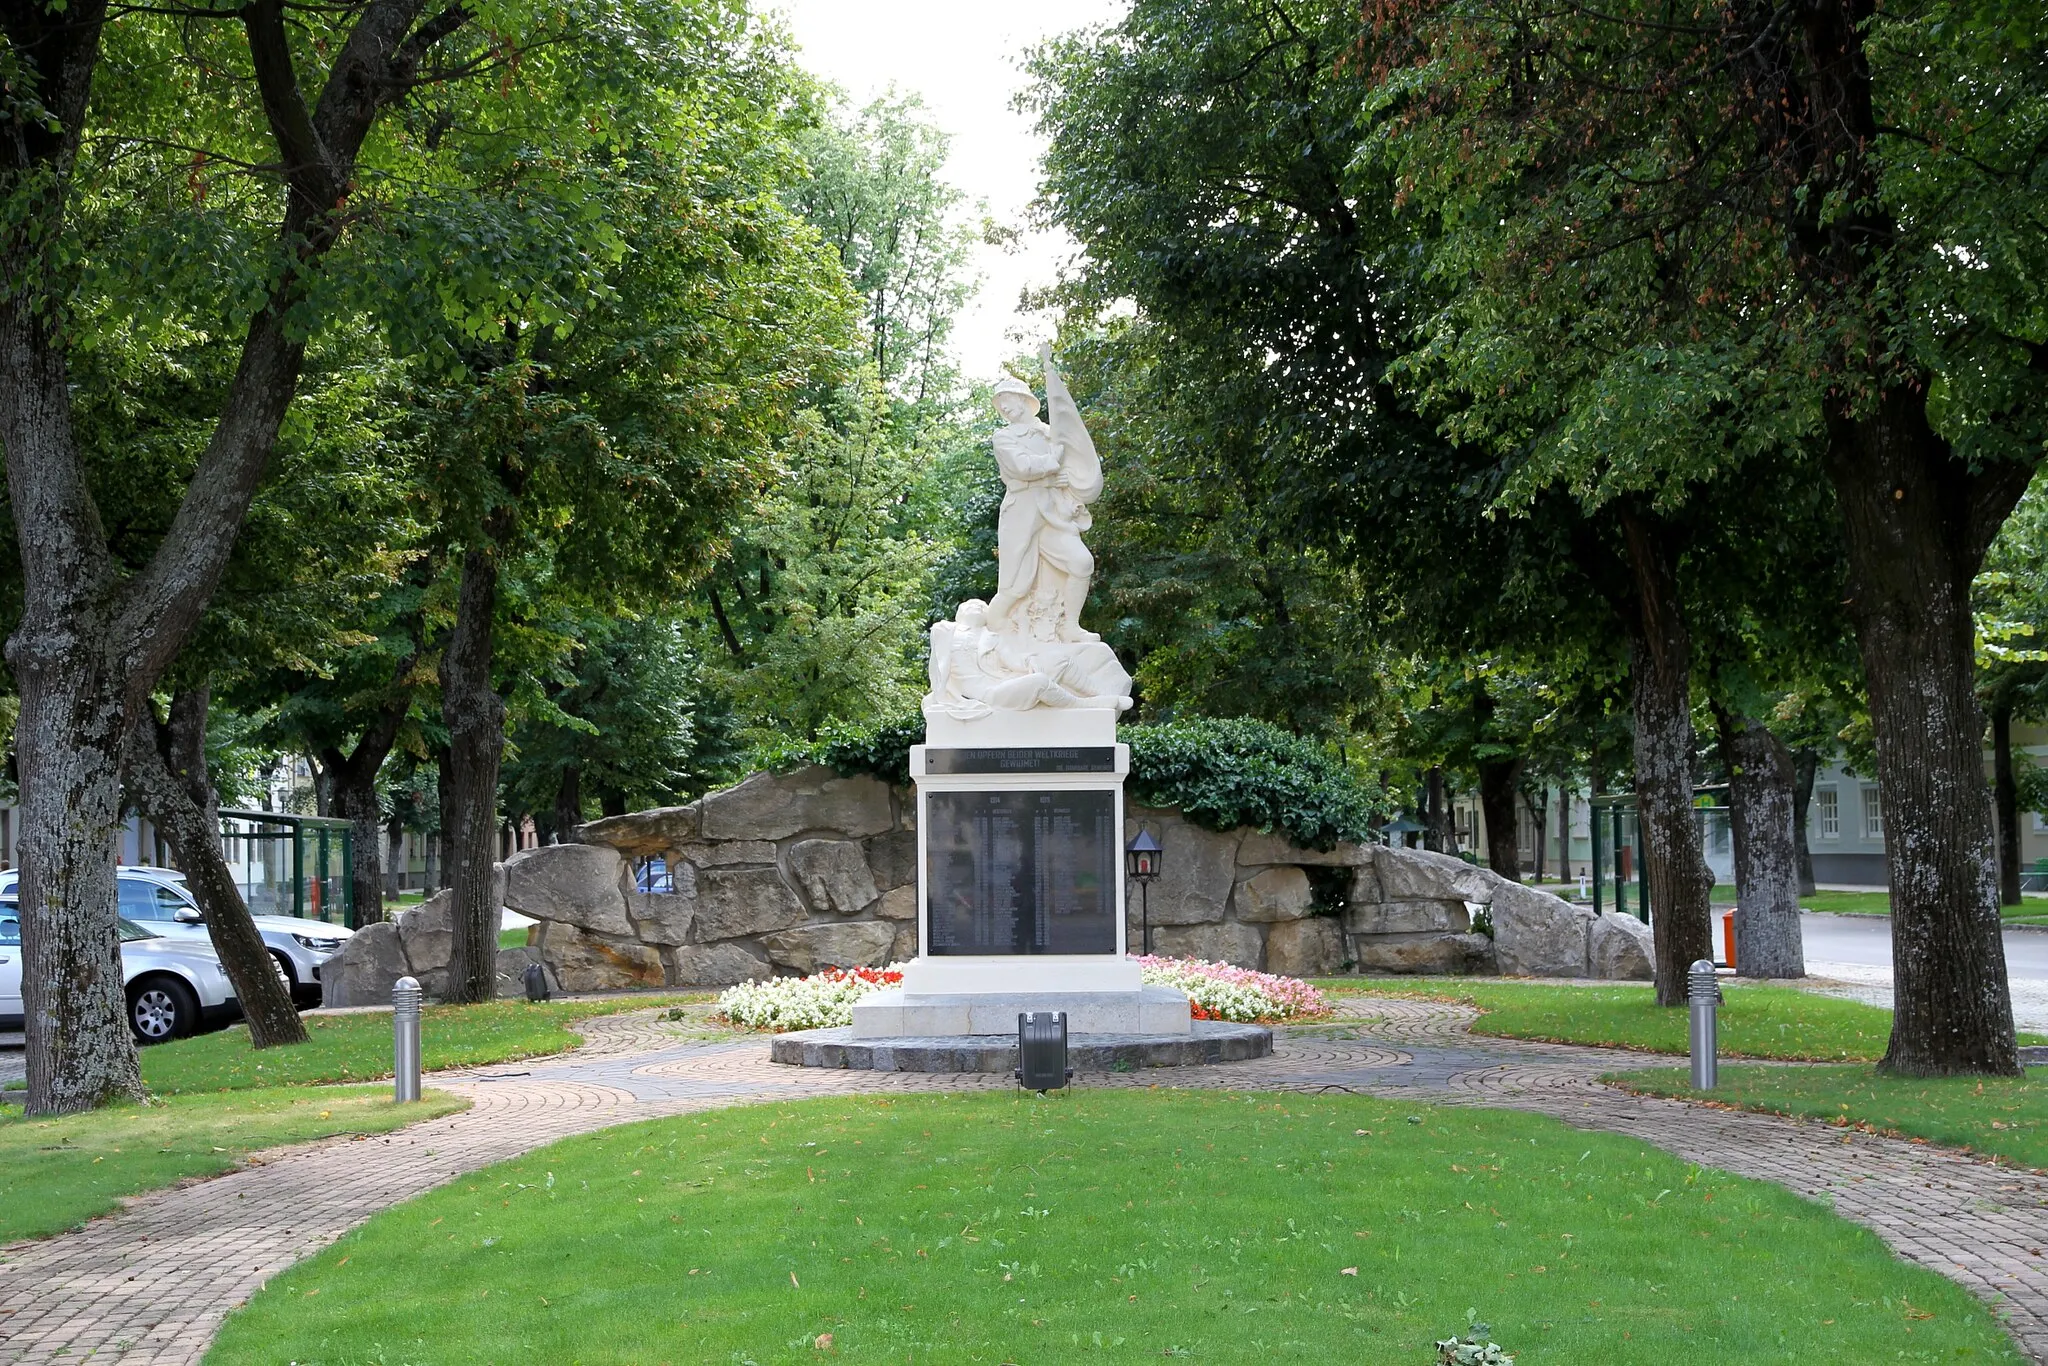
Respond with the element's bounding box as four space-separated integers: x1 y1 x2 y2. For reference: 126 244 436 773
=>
322 765 1652 1003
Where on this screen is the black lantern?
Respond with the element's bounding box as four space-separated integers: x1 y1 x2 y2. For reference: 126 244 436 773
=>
1126 827 1163 955
1379 814 1426 849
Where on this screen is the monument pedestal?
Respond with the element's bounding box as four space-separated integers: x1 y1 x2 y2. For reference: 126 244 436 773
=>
848 720 1192 1043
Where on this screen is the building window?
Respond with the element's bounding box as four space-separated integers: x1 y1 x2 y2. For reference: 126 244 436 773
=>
1863 785 1884 840
1818 787 1840 839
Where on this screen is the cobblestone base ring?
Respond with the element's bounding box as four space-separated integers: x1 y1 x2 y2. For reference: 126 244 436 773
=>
768 1020 1274 1072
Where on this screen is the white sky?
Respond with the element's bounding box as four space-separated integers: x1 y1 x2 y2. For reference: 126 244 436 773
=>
765 0 1128 383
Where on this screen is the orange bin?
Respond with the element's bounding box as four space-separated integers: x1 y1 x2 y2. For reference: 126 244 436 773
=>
1721 909 1737 971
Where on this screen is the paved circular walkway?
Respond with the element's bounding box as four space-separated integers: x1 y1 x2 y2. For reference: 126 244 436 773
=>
3 1001 2046 1363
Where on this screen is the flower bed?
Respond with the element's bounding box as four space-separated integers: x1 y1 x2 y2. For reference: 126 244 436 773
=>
1132 955 1331 1023
717 965 904 1032
715 958 1328 1032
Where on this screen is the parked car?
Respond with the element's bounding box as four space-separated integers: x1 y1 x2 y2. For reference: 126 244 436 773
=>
0 900 244 1042
0 867 350 1006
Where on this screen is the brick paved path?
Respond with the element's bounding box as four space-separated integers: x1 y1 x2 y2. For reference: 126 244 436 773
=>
4 999 2047 1363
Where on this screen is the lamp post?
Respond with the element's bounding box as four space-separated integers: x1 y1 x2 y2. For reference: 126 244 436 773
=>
1126 827 1162 956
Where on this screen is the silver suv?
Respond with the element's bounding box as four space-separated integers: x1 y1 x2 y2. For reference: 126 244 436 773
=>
0 867 350 1006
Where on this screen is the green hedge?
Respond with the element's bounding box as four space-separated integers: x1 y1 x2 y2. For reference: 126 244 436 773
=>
781 715 1382 852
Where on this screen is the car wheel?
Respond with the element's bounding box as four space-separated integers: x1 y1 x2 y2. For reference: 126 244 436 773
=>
129 976 199 1044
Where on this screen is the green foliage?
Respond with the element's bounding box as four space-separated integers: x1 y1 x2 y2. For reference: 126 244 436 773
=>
1125 718 1384 850
203 1091 2015 1363
785 714 1382 851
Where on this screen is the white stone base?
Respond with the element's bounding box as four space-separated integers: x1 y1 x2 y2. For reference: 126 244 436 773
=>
850 985 1192 1039
900 953 1141 995
922 707 1120 747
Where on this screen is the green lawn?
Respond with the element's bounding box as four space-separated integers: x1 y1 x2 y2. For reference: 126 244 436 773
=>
1326 980 1902 1061
1616 1064 2048 1168
141 995 698 1094
0 1086 464 1243
205 1089 2017 1364
498 925 531 950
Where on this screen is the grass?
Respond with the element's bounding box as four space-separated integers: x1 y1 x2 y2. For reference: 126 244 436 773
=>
0 1086 464 1243
1615 1064 2048 1169
498 925 531 950
1324 979 1904 1061
140 994 698 1094
204 1089 2017 1364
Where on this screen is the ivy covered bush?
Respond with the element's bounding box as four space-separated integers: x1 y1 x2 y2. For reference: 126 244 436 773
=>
1123 718 1382 850
781 714 1382 852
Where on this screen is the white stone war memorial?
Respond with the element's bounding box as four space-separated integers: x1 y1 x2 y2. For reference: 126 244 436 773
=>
848 347 1197 1046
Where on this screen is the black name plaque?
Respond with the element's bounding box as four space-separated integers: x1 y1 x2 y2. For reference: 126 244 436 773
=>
924 747 1116 775
925 789 1117 955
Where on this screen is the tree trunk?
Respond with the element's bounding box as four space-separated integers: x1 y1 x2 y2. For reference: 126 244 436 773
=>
1994 700 2023 908
1713 703 1805 979
123 692 306 1046
1558 787 1573 881
1477 757 1523 880
1822 392 2024 1076
1792 748 1819 896
12 649 144 1113
435 746 459 892
386 817 405 897
1619 508 1715 1006
440 548 505 1004
554 765 582 841
1526 789 1548 881
1423 767 1448 854
330 764 387 927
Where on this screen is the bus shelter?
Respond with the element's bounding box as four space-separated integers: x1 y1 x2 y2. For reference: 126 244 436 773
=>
218 810 355 928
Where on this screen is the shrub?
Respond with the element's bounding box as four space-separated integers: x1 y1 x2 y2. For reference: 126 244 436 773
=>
784 714 1383 851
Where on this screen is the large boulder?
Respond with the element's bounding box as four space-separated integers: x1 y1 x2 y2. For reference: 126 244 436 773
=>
669 941 772 988
1370 846 1498 903
786 839 880 915
395 890 454 973
864 829 919 891
1265 916 1345 977
502 844 632 936
1125 808 1239 926
700 766 894 841
874 885 918 920
673 840 778 867
1235 830 1369 867
1232 866 1315 922
575 804 699 856
1490 881 1593 977
540 923 665 992
1588 912 1655 980
1150 919 1263 968
627 891 696 946
693 867 808 941
1348 899 1470 936
759 922 896 974
495 946 549 997
319 920 410 1007
1355 932 1494 975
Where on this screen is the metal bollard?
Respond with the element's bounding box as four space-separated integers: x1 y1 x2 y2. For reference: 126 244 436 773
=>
392 976 423 1103
1687 958 1720 1090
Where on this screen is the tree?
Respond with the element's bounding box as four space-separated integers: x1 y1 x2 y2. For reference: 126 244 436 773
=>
1027 0 1720 1000
377 38 852 1000
0 0 591 1112
1369 0 2047 1072
1978 473 2048 905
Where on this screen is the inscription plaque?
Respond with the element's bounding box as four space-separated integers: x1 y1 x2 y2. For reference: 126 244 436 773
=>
925 789 1117 955
924 747 1116 775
